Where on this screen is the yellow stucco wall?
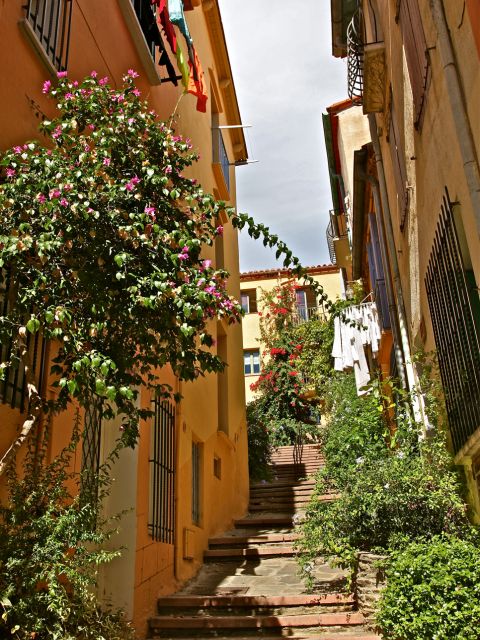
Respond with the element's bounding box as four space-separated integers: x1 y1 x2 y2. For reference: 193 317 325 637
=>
240 267 344 404
0 2 249 637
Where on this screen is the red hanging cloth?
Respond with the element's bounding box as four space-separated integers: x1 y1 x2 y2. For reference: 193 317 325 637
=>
187 45 208 112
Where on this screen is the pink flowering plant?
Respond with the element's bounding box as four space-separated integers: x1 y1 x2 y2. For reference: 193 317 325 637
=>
0 71 245 447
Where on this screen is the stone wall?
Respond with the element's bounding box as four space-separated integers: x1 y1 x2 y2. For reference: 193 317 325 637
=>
355 552 387 629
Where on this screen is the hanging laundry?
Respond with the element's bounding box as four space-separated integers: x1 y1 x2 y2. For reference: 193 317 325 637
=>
168 0 193 45
176 43 190 89
331 302 382 395
156 0 177 54
187 44 208 112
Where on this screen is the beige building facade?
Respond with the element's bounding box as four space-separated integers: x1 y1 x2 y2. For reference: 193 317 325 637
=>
240 266 344 404
328 0 480 518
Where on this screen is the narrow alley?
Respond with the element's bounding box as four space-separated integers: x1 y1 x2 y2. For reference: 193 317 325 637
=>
148 444 379 639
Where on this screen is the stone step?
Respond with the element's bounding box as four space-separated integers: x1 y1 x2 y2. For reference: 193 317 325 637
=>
149 612 366 634
204 546 296 560
209 533 300 547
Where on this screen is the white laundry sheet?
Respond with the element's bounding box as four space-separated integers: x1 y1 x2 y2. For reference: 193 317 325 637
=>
331 302 382 395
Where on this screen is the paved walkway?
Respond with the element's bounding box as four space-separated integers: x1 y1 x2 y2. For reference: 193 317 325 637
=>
148 444 380 639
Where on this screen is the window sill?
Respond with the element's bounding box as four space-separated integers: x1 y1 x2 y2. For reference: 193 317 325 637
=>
19 18 58 79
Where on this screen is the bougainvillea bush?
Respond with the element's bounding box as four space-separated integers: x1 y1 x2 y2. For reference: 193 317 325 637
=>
0 70 244 444
248 283 319 446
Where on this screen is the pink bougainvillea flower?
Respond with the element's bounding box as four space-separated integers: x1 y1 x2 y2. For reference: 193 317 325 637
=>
52 126 62 140
65 92 74 100
37 193 47 203
57 71 68 78
103 157 111 166
13 146 23 154
90 70 98 78
165 165 172 174
59 198 69 207
127 69 139 78
49 189 61 199
130 175 140 185
6 168 16 178
42 80 51 94
202 259 212 270
99 76 109 85
132 88 141 97
88 124 96 131
128 118 135 126
216 225 224 236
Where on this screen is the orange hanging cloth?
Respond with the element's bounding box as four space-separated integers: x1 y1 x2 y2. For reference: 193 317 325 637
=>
187 45 208 113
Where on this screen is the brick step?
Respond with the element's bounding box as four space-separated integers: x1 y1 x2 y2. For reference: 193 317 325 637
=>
234 516 297 527
157 594 354 609
149 635 380 640
250 479 316 490
248 503 310 512
149 612 366 634
157 594 355 617
250 486 316 496
249 495 335 511
204 546 296 560
209 533 301 547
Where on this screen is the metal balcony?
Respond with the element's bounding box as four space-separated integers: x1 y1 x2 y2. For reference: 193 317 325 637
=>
347 7 364 102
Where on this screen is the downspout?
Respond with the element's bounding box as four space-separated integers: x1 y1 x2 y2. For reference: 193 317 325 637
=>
368 176 408 391
428 0 480 236
368 114 429 432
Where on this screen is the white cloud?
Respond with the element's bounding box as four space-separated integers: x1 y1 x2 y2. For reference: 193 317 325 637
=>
218 0 347 270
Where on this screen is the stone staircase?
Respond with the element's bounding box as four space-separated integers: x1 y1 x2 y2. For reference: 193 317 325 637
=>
148 444 380 639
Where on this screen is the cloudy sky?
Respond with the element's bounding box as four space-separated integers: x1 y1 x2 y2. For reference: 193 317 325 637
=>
217 1 347 272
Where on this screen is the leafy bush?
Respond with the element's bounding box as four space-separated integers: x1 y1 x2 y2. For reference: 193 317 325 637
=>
377 535 480 639
0 427 135 640
319 374 388 488
293 318 334 396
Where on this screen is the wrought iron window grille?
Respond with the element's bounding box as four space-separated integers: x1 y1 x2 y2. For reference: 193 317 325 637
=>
80 397 103 506
425 189 480 454
148 399 176 543
191 440 201 526
24 0 73 71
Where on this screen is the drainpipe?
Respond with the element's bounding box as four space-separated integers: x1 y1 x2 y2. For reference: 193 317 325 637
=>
368 114 429 432
368 176 408 391
429 0 480 236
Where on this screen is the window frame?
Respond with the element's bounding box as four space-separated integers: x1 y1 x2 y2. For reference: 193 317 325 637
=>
243 349 260 376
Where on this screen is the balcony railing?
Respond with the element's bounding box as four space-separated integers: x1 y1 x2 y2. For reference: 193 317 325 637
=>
326 209 348 265
347 7 364 102
293 306 327 326
25 0 73 71
212 128 230 193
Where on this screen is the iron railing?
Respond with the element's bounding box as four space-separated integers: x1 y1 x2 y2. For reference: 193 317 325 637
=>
347 7 364 102
293 306 327 325
326 218 337 264
191 440 201 526
80 397 103 503
425 190 480 454
25 0 73 71
149 399 176 543
212 128 230 193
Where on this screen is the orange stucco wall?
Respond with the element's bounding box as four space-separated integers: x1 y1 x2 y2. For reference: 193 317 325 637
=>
0 2 249 637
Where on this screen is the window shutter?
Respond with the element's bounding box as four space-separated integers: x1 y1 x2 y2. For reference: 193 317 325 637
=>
388 98 409 229
398 0 430 126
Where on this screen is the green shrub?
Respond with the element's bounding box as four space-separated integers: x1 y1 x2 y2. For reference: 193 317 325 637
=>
298 436 471 583
320 374 388 488
377 535 480 639
0 427 135 640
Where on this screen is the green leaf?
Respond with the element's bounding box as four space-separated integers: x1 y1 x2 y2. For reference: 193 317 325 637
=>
26 317 40 334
